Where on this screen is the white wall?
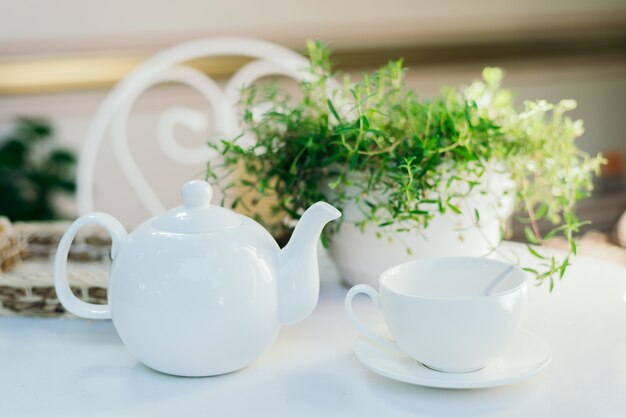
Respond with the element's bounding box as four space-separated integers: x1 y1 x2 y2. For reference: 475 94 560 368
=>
1 0 624 55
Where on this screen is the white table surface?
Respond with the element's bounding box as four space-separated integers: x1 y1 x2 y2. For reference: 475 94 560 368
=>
1 242 625 418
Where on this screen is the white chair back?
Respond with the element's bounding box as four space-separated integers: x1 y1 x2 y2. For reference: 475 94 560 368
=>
77 37 310 217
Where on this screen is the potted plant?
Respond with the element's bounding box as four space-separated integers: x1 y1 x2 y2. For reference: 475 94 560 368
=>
0 118 76 221
208 42 604 291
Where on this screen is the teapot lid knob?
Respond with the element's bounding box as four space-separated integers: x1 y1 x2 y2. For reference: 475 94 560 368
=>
182 180 213 208
152 180 241 233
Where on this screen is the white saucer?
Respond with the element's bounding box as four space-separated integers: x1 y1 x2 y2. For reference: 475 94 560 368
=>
354 325 551 389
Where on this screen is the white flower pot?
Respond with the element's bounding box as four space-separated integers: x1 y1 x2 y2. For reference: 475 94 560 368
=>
329 174 515 287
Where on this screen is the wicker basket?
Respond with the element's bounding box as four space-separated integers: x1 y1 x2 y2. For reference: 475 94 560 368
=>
0 220 111 317
0 217 25 272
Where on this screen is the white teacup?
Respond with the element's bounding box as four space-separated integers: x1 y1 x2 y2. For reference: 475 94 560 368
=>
345 257 527 373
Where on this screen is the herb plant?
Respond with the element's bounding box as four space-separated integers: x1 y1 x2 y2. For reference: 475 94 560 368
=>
207 42 604 290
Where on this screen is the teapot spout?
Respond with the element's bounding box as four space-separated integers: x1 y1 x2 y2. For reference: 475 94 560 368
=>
278 202 341 325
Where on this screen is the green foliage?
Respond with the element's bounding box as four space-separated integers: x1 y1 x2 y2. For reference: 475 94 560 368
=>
0 118 77 221
208 41 604 290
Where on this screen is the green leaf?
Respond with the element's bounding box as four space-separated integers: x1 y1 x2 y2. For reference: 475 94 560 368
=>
527 245 546 260
360 115 370 130
570 239 577 256
543 227 560 241
364 200 376 210
327 99 342 122
534 203 548 220
447 203 462 215
564 211 578 226
559 257 569 279
524 227 539 245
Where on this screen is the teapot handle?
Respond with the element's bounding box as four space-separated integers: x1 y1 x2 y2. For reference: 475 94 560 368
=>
54 213 127 319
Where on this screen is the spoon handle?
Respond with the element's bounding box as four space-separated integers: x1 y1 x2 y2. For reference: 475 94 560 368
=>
484 264 516 295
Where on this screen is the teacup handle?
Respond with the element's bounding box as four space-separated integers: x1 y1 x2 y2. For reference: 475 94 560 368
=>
345 284 400 352
54 213 127 319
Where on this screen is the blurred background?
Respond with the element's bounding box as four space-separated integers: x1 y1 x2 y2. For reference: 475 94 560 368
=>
0 0 624 228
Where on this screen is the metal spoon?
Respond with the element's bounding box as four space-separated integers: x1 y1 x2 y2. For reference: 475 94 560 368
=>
483 264 516 295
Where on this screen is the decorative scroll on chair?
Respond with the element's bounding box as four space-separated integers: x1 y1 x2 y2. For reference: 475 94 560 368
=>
77 37 311 217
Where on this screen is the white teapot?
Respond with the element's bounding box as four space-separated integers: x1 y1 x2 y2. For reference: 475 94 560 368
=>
54 180 341 376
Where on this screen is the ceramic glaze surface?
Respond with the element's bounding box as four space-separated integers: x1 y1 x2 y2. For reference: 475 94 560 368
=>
346 257 527 373
54 180 341 376
354 326 551 389
382 283 526 372
110 218 280 376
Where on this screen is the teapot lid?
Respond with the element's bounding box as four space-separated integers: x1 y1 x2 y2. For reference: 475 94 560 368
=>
151 180 242 233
